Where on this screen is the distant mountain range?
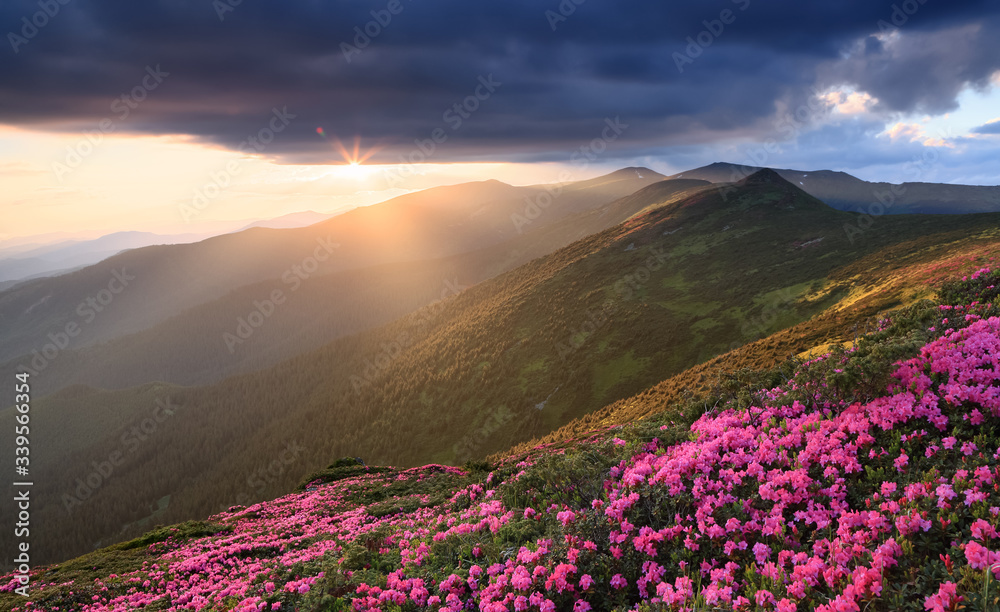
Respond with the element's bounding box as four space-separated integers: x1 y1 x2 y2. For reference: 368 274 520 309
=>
8 167 1000 565
0 212 342 286
0 231 209 286
0 169 665 366
0 174 699 396
669 161 1000 214
4 161 994 289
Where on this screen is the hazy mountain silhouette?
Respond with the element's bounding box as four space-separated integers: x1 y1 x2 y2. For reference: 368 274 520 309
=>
0 170 666 364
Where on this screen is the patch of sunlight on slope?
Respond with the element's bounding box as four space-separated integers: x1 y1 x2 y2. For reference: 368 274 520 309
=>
828 278 897 312
797 340 855 361
831 273 935 314
629 187 708 219
794 273 934 359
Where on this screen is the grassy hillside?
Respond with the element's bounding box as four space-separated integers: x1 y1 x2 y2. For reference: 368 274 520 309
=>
498 229 1000 458
8 171 1000 567
5 268 1000 611
0 177 705 396
0 170 665 365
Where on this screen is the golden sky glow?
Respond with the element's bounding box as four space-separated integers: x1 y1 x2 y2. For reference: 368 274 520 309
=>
0 125 578 242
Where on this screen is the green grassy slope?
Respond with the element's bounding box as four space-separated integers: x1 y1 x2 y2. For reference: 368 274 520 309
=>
7 170 1000 566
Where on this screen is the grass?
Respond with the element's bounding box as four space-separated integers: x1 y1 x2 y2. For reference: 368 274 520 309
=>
592 350 650 402
11 174 1000 568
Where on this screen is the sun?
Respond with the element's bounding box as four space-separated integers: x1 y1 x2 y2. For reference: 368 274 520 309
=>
343 160 372 180
323 134 380 180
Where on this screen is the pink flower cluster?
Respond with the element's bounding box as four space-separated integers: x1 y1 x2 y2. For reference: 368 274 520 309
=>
590 316 1000 610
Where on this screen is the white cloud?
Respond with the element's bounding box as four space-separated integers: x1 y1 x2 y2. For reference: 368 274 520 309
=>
883 122 921 141
881 122 955 148
820 89 878 115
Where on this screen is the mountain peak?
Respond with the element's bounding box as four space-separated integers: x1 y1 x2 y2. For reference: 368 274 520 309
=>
736 167 795 188
607 166 663 180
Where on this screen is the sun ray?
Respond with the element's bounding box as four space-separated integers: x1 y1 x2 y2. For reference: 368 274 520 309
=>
328 135 382 168
331 136 354 164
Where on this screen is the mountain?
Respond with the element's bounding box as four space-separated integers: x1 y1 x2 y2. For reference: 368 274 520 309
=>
0 175 704 396
10 170 1000 565
0 230 112 256
0 257 79 284
0 231 214 284
0 210 389 286
669 161 1000 214
237 210 336 231
0 267 89 292
4 224 1000 612
526 166 669 211
9 231 208 261
0 172 667 365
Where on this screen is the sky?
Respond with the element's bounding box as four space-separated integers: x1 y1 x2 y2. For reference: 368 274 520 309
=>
2 0 1000 241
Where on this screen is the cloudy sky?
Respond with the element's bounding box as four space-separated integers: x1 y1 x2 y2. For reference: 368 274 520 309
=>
2 0 1000 239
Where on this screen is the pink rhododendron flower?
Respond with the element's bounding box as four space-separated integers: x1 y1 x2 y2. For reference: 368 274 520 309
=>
894 452 909 472
924 582 960 612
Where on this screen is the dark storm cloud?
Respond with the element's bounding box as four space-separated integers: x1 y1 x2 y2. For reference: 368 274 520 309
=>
820 15 1000 115
1 0 998 163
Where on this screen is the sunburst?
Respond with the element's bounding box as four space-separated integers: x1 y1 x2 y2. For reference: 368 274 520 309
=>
316 129 382 178
329 135 380 179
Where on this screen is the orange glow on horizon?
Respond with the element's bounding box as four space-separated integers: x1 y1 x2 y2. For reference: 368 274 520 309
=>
0 125 586 240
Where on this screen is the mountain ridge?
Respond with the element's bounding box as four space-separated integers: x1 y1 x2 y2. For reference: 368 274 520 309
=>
10 173 1000 565
0 170 665 364
670 161 1000 214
